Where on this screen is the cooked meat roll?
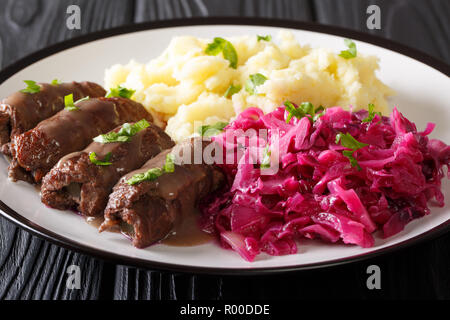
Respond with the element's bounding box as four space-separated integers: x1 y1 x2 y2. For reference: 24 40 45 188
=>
41 121 174 216
9 97 153 183
0 81 106 153
100 138 225 248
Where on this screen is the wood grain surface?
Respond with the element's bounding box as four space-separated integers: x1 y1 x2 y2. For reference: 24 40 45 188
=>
0 0 449 300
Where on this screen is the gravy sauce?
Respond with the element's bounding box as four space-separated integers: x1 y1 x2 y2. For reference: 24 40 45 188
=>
161 208 213 247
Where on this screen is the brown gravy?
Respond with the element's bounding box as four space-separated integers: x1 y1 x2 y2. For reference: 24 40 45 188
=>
161 209 214 247
85 210 213 247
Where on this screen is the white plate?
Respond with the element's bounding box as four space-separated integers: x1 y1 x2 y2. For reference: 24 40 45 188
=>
0 19 449 274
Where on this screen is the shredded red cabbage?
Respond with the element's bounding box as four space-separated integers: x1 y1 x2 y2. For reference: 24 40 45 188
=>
200 105 450 261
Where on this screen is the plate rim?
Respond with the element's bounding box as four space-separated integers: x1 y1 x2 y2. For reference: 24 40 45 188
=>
0 17 449 275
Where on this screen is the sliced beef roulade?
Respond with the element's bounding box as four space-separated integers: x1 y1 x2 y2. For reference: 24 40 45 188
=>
41 120 174 216
100 138 225 248
9 97 152 183
0 81 106 152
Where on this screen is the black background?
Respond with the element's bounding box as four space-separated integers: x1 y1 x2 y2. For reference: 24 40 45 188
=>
0 0 449 300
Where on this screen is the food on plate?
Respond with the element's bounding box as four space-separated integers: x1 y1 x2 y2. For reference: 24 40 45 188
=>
41 120 174 216
201 103 450 261
0 30 447 264
9 97 153 183
0 81 106 154
104 32 394 142
99 138 225 248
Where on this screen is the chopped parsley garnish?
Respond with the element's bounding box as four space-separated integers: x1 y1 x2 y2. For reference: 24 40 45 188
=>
335 132 368 170
127 153 177 185
198 122 228 137
205 37 238 69
284 101 325 124
245 73 267 95
362 103 382 123
260 145 271 169
127 168 163 186
64 94 89 111
285 101 306 123
105 86 135 99
93 119 150 143
20 80 41 94
51 79 62 86
224 84 241 98
339 39 357 59
257 35 272 42
162 153 175 173
89 152 113 166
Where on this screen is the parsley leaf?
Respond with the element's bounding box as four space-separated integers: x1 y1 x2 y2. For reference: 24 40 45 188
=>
126 168 163 186
284 101 325 124
126 153 177 185
260 145 271 169
205 37 226 55
163 153 175 173
93 119 150 143
245 73 267 95
335 132 368 170
20 80 41 94
339 39 357 59
257 35 272 42
64 94 89 111
362 103 382 123
89 152 113 166
284 101 306 123
205 37 238 69
51 79 62 86
224 84 241 98
335 132 368 150
342 150 360 170
198 122 228 137
105 86 136 99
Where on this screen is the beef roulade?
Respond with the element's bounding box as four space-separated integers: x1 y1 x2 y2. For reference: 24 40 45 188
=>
41 120 174 216
0 81 106 152
9 97 152 183
100 138 225 248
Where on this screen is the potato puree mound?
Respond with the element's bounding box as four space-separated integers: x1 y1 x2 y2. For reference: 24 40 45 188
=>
104 31 394 142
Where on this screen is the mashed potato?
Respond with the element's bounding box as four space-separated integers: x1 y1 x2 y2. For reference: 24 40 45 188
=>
105 31 394 142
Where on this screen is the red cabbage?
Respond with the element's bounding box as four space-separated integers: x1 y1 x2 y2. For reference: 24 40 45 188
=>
200 104 450 261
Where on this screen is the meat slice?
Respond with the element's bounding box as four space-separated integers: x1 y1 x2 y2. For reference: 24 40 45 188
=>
41 122 174 216
9 97 153 183
100 138 225 248
0 81 106 151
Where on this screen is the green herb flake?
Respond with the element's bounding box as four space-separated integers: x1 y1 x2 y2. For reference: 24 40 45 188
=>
335 132 368 150
245 73 268 95
64 94 89 111
362 103 382 123
93 119 150 144
335 132 368 170
257 35 272 42
126 168 163 186
51 79 62 86
260 145 271 169
224 84 241 98
284 101 325 124
163 153 176 173
205 37 238 69
89 152 113 166
198 122 228 137
284 101 305 123
339 39 357 59
126 151 177 186
20 80 41 94
205 37 226 55
105 86 136 99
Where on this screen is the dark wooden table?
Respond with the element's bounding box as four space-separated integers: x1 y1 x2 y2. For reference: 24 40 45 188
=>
0 0 449 300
